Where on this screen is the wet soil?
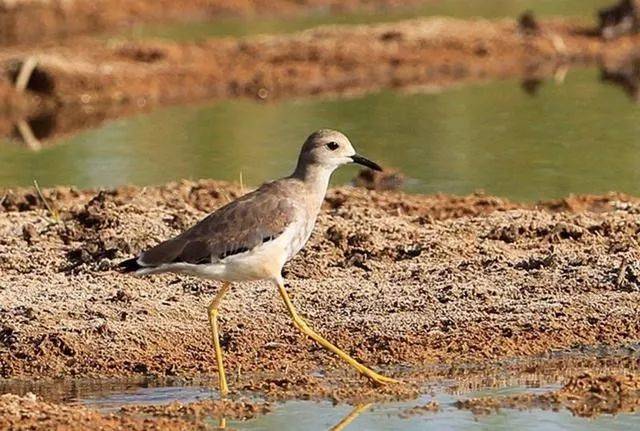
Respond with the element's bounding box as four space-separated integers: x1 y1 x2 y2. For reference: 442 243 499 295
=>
0 0 425 46
456 372 640 418
2 17 640 145
2 355 639 429
0 392 269 430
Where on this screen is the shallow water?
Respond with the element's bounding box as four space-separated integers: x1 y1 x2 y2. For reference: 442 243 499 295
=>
121 0 610 41
2 378 639 430
240 397 639 431
3 67 640 201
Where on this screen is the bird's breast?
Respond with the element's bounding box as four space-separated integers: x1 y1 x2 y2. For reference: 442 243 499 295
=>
285 215 317 261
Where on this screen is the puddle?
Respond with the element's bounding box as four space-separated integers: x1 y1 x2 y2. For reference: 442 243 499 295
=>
1 377 639 430
2 347 639 428
3 67 640 201
119 0 611 41
242 396 640 431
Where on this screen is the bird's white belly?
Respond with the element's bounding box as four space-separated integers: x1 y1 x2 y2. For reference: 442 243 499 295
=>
192 223 305 282
146 218 317 282
287 216 316 260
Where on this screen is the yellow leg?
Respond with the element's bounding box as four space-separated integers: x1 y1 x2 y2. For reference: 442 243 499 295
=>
329 403 372 431
275 279 399 385
208 282 232 396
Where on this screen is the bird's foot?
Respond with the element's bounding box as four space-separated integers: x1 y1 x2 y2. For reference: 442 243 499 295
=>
365 370 402 386
219 379 229 398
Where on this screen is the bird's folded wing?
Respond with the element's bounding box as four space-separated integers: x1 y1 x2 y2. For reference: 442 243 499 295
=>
138 183 298 266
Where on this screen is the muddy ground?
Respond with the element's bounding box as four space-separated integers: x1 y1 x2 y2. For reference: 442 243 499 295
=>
2 16 640 145
0 392 270 430
1 182 640 426
456 372 640 418
1 181 639 382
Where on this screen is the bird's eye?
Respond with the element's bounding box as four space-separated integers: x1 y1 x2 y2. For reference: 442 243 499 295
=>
326 142 339 151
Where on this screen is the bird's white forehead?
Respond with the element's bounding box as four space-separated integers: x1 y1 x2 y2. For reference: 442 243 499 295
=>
305 129 349 146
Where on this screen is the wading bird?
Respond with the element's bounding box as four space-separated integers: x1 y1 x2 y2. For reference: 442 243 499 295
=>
119 129 398 395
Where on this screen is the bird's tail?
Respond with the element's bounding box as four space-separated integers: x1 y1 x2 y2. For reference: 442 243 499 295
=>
118 257 143 273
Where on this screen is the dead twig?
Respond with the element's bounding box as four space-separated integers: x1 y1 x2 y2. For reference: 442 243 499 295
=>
15 120 41 151
14 56 39 93
33 179 60 223
616 257 628 288
239 170 245 194
549 33 567 56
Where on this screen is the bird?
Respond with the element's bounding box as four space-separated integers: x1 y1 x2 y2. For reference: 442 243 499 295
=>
119 129 399 395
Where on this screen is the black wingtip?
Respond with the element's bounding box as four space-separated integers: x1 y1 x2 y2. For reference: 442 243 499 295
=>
118 257 142 273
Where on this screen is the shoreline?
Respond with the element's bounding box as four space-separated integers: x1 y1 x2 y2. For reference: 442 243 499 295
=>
0 353 638 429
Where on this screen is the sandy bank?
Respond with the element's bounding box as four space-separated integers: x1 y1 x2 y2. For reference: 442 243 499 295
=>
0 0 424 45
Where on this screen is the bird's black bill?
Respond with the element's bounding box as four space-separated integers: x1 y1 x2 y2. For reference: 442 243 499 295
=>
351 154 382 171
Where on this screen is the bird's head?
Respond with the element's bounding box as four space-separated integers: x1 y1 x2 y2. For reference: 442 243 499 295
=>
297 129 382 173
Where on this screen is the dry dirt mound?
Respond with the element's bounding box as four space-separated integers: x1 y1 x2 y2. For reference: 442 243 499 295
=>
0 181 639 398
0 0 424 45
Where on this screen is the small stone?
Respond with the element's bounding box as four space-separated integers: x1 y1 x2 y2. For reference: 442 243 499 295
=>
22 224 38 245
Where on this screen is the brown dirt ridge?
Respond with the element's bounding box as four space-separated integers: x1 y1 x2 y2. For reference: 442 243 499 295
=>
0 0 425 46
1 181 639 396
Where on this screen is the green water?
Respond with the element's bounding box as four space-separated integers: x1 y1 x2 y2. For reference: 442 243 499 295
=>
121 0 611 41
2 67 640 201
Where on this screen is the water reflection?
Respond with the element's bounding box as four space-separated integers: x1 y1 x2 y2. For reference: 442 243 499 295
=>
6 57 638 152
1 360 639 430
600 51 640 102
328 403 372 431
9 112 58 151
520 78 543 96
217 403 373 431
2 66 640 201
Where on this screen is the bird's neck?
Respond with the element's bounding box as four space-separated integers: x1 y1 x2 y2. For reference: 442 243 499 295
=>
291 162 334 203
